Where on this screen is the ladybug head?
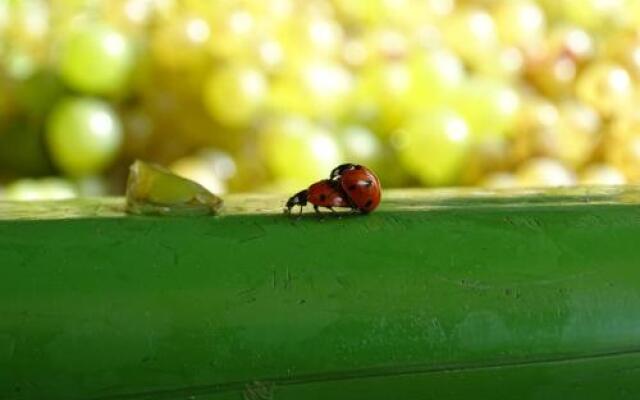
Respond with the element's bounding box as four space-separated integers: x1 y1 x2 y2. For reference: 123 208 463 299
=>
330 163 360 180
285 189 308 213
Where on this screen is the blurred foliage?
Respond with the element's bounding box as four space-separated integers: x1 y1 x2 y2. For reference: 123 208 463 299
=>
1 0 640 200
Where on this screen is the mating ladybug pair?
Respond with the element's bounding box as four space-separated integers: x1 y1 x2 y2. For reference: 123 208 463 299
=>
285 163 381 215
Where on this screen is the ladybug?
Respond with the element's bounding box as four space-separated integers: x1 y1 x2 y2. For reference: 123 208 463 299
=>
330 163 381 213
285 179 353 215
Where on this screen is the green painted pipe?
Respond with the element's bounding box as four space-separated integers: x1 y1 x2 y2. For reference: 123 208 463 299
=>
1 187 640 399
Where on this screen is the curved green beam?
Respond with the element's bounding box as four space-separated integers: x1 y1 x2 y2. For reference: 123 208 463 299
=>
1 187 640 399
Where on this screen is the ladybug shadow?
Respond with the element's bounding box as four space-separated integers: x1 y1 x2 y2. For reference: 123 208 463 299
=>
283 208 367 222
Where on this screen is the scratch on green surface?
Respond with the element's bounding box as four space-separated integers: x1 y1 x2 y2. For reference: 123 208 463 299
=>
88 347 640 400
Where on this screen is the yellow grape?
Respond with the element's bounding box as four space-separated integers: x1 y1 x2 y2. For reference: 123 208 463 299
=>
516 158 576 188
494 0 546 49
482 172 518 189
576 62 634 117
580 164 626 185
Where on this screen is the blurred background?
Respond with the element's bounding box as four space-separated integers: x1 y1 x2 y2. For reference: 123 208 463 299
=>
1 0 640 201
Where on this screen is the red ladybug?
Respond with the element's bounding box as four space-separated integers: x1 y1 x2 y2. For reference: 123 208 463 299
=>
285 179 352 215
330 163 381 213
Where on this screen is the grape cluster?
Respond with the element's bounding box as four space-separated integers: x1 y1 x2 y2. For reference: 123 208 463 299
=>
2 0 640 200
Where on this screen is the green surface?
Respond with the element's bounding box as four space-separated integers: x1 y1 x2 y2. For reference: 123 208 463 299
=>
1 187 640 399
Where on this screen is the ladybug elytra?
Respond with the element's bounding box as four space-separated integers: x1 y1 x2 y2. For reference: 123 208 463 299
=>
330 163 381 213
285 179 351 215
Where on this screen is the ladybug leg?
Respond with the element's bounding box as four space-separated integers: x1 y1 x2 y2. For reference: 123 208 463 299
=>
327 207 342 219
314 205 328 221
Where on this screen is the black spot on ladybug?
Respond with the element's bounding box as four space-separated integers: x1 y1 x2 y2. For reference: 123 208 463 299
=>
364 199 373 208
319 194 327 201
348 184 357 191
354 165 363 170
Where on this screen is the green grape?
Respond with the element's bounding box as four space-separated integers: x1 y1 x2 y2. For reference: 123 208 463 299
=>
603 112 640 182
443 8 499 68
203 65 267 128
580 164 626 185
510 96 559 161
547 26 594 63
4 47 37 80
393 109 471 186
408 49 466 108
560 0 626 31
576 62 634 117
256 38 285 72
46 97 123 177
297 15 344 58
624 0 640 28
474 46 524 81
525 53 577 98
259 116 342 188
340 125 382 163
339 125 410 187
354 60 413 133
494 0 546 49
103 0 154 33
525 26 594 98
208 8 259 60
550 101 601 168
600 31 640 79
0 1 8 33
332 0 399 25
536 0 563 20
58 24 134 95
513 99 600 169
516 158 576 187
460 137 511 185
453 78 521 139
356 28 409 63
269 61 353 120
150 14 211 70
6 0 49 42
